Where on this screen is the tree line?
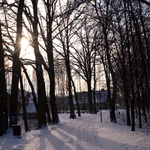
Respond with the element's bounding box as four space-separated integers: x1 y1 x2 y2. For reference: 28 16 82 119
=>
0 0 150 136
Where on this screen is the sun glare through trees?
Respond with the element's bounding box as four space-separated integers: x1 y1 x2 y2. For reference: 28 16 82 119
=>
20 37 35 60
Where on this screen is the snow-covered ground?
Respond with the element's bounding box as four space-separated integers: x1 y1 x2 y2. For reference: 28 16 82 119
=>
0 110 150 150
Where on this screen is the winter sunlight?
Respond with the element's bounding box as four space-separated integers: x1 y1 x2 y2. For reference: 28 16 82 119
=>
20 37 35 60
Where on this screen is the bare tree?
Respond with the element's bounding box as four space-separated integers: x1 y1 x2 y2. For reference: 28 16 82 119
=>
0 22 8 136
55 3 77 118
41 0 59 124
31 0 49 127
71 21 98 113
10 0 24 126
94 0 117 122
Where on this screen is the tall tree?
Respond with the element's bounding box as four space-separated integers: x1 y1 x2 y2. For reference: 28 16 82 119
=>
56 16 76 118
0 22 8 136
31 0 48 127
94 0 117 122
42 0 59 123
71 25 98 113
10 0 24 126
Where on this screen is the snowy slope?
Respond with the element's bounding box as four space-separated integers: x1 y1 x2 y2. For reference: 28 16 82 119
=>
0 110 150 150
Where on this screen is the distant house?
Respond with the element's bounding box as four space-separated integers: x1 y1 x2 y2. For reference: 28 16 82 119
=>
6 90 37 119
6 90 22 114
56 96 69 113
18 91 37 119
74 89 108 110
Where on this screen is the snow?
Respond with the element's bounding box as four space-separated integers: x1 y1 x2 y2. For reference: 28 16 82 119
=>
0 110 150 150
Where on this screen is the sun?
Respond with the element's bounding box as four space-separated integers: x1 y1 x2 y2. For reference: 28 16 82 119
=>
20 37 29 50
20 37 35 60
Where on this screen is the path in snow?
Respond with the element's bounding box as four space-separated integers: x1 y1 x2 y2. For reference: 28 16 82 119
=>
0 110 150 150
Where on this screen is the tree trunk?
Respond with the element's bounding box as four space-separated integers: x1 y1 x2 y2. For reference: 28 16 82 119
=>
124 0 135 131
61 18 76 119
32 0 47 128
0 23 8 136
45 0 59 124
19 72 28 132
122 82 131 126
72 79 81 117
10 0 24 126
87 80 93 113
93 53 97 114
142 88 147 123
104 29 116 123
47 28 59 124
66 62 76 119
